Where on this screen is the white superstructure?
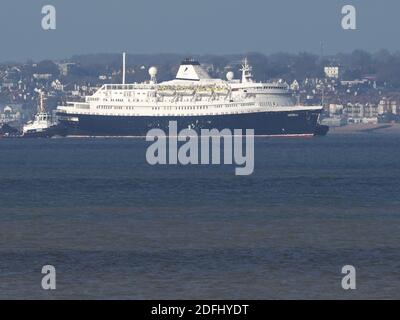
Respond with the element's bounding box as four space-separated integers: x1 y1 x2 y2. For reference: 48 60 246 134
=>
57 58 321 118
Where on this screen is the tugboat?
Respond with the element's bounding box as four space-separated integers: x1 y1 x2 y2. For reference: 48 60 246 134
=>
23 92 62 138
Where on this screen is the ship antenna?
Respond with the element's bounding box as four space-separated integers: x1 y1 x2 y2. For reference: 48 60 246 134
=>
240 57 252 83
122 52 126 84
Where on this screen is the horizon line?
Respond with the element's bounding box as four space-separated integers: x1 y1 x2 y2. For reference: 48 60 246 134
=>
1 48 399 65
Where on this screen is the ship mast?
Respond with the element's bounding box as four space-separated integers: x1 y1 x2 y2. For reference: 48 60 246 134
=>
38 91 45 113
122 52 126 84
240 57 253 83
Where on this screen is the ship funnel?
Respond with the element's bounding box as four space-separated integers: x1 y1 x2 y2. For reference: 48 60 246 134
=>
175 59 211 81
122 52 126 84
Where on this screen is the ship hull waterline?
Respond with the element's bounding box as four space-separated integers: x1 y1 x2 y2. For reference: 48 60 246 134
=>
57 109 323 137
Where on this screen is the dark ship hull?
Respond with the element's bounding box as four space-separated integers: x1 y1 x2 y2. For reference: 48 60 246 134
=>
22 125 67 138
314 124 329 136
0 123 19 138
57 109 323 137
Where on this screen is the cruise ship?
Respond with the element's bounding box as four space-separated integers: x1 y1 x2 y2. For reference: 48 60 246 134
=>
56 55 326 137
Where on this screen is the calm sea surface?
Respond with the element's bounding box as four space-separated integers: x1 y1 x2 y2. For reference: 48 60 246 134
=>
0 134 399 299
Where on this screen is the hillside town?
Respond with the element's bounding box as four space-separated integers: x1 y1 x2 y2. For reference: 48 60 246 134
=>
1 51 400 131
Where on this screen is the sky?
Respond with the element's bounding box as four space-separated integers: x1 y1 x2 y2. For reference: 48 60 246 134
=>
0 0 397 62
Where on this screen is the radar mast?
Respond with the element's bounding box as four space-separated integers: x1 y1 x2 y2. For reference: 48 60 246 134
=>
240 57 253 83
38 91 46 113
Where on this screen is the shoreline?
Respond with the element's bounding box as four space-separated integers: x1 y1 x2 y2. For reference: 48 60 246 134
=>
328 123 400 135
